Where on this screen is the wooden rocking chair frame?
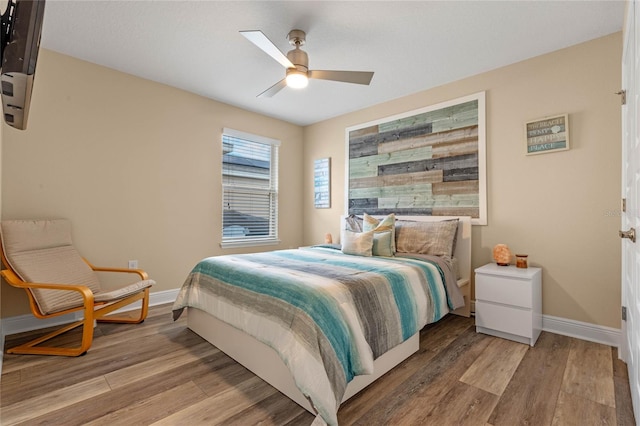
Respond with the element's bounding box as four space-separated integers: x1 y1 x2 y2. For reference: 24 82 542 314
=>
1 246 151 357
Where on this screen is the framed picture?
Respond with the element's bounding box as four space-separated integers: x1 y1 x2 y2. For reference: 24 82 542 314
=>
525 114 569 155
314 157 331 208
345 91 487 225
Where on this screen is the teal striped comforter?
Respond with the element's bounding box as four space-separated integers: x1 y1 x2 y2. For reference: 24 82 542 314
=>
172 246 455 426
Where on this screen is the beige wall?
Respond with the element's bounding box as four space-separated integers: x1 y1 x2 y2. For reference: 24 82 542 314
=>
1 33 623 330
303 33 623 329
1 49 304 317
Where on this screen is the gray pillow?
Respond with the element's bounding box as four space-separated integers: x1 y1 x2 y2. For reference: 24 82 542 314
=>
344 214 363 232
395 219 459 257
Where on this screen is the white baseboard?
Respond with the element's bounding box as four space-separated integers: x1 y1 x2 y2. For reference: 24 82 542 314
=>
471 300 621 349
542 314 621 349
2 310 84 338
1 288 179 339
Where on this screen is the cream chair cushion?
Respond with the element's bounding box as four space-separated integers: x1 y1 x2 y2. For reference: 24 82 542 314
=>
1 219 152 315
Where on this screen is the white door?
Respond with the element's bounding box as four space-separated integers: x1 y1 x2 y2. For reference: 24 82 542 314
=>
621 0 640 419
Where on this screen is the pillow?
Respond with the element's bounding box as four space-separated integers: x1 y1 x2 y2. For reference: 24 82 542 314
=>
371 230 394 257
363 213 396 255
344 214 363 232
341 229 374 257
395 219 459 257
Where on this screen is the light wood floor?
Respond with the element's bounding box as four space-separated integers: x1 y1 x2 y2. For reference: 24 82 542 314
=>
1 303 636 425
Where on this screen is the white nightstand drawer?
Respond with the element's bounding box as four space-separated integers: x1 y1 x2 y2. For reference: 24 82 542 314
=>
475 301 533 338
475 273 532 308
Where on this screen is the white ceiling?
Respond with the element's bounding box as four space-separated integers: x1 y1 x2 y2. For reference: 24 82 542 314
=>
39 1 624 126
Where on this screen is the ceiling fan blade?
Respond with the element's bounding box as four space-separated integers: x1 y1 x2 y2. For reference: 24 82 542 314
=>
258 78 287 98
240 30 295 69
308 70 374 85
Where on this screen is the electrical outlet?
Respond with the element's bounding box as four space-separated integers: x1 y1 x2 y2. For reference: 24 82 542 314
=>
128 260 138 269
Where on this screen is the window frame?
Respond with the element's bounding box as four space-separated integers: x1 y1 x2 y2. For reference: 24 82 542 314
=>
220 127 280 249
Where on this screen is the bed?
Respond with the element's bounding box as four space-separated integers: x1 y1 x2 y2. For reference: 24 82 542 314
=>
172 215 471 425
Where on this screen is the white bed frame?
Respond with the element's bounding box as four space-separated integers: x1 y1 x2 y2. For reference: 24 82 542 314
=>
187 215 472 415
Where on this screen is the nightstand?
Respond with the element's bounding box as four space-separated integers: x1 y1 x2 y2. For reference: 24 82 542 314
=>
475 263 542 346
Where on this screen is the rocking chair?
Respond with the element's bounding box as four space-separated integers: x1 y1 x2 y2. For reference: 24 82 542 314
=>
0 219 154 356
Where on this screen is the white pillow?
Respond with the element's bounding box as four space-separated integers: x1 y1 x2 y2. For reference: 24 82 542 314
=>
341 230 374 257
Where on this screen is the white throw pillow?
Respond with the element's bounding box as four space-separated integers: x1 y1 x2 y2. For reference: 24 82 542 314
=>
341 229 374 257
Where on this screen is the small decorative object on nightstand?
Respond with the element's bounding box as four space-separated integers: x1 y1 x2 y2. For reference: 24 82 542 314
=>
492 244 512 266
475 263 542 346
515 254 528 268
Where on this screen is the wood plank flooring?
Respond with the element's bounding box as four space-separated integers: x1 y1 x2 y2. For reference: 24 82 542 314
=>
1 304 635 425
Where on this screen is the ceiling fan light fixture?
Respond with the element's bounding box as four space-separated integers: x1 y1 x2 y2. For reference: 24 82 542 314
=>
241 29 374 97
285 69 308 89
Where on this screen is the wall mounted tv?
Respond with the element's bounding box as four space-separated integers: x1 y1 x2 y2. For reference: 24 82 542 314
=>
0 0 45 130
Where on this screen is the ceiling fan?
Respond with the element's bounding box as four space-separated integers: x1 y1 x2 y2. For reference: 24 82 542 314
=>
240 29 375 98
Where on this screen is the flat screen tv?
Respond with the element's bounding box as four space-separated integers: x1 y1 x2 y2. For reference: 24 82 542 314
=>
0 0 45 130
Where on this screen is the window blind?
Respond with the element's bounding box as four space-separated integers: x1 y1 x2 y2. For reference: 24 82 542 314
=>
221 128 280 248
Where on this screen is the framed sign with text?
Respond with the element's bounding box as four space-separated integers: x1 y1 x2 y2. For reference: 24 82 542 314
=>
525 114 569 155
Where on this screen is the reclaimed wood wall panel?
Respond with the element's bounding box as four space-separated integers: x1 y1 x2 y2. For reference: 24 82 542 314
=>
432 180 480 195
346 92 487 224
350 170 444 190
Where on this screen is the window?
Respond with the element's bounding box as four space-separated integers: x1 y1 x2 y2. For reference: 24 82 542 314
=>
221 128 279 248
